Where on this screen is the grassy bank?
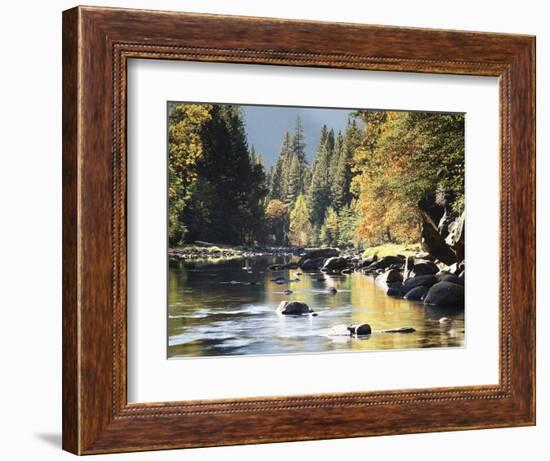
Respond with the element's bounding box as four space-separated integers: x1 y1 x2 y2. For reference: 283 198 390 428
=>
362 243 420 259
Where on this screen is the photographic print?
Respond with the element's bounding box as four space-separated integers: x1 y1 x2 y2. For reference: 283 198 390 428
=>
167 102 465 358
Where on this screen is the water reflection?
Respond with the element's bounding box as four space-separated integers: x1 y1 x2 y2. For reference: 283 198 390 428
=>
168 256 464 358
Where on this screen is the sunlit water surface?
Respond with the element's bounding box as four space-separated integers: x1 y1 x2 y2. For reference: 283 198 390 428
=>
168 256 464 358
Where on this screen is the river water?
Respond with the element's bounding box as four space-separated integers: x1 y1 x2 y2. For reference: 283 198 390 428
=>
168 255 464 358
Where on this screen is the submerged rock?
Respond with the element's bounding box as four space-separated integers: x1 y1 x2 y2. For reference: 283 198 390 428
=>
276 301 314 315
327 287 338 295
384 327 416 333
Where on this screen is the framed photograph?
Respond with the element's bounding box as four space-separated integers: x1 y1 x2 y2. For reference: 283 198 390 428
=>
62 5 535 455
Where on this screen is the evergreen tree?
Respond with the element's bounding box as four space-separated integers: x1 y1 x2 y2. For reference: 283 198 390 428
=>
285 154 302 206
249 144 257 164
291 115 307 163
332 119 362 210
175 104 267 245
269 131 292 201
307 125 334 228
319 207 339 247
337 199 360 248
288 194 312 246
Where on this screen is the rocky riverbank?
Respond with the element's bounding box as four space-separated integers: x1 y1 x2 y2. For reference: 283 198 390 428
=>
270 211 465 309
168 244 302 262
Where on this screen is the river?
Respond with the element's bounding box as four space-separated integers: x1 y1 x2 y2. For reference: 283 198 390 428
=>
168 255 464 358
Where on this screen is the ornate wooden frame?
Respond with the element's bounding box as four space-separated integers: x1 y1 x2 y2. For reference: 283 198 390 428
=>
62 5 536 455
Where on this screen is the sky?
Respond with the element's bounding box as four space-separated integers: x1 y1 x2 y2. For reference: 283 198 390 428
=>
241 105 356 167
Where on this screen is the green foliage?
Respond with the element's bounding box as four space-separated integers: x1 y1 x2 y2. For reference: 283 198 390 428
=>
265 199 288 245
352 110 464 245
288 194 312 246
319 207 339 247
307 126 335 227
168 103 464 250
167 103 212 244
336 200 360 248
332 119 362 210
168 103 267 246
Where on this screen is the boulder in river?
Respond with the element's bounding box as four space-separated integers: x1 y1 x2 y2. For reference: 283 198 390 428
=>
298 248 339 264
404 285 429 301
368 255 405 271
276 301 314 315
386 282 405 297
322 256 348 272
377 268 403 285
402 274 438 293
327 287 338 295
424 281 465 308
348 324 372 336
411 259 439 276
435 273 464 286
359 255 378 268
299 257 325 271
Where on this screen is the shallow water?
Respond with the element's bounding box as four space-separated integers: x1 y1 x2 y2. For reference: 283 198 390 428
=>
168 255 464 358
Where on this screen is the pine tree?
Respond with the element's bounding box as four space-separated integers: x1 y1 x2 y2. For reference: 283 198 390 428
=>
337 199 360 248
320 207 339 247
285 154 302 206
288 194 312 246
177 104 267 245
291 114 307 163
307 125 333 228
249 144 257 164
332 119 362 210
269 131 292 201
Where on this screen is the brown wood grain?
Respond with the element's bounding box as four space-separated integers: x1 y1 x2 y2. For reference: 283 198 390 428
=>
62 5 536 455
